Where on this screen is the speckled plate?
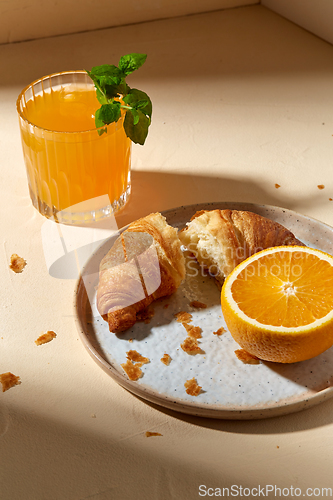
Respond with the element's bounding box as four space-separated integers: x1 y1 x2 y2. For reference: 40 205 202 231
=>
74 202 333 419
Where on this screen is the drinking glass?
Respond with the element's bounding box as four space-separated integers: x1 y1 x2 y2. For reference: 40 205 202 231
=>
17 71 132 225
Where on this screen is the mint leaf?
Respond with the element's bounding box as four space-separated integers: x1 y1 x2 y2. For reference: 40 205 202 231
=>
88 66 122 91
89 64 122 79
119 53 147 76
123 88 152 118
95 103 121 136
97 102 121 124
88 65 123 99
86 53 152 144
124 109 150 145
131 109 140 126
94 108 107 135
95 87 108 105
104 81 129 100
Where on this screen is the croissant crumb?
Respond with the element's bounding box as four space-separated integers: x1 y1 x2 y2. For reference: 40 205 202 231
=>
126 350 150 364
0 372 21 392
235 349 260 364
136 307 154 324
9 254 26 273
121 359 143 381
213 327 226 336
35 331 57 346
190 301 207 309
181 336 203 355
175 311 192 323
160 354 171 365
184 377 202 396
183 323 202 339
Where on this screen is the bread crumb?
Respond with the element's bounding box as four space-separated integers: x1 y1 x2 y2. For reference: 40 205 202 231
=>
329 198 332 201
9 254 26 273
213 327 226 336
275 183 281 189
235 349 260 364
128 338 133 343
181 336 203 354
317 184 325 190
160 353 171 365
137 307 154 324
126 350 150 364
121 359 143 381
0 372 21 392
183 323 202 339
91 414 96 418
175 311 192 323
145 431 162 437
184 377 202 396
35 330 57 346
190 301 207 309
122 350 149 380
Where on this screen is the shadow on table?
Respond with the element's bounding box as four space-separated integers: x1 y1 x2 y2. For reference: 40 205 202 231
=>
42 168 330 282
132 389 333 435
115 169 329 230
0 401 227 500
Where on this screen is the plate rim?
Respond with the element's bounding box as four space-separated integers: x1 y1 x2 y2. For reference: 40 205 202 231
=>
73 201 333 420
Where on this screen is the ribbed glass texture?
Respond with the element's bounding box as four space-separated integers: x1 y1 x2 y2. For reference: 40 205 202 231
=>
16 71 132 225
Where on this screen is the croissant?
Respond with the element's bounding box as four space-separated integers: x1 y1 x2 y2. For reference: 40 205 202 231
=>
97 212 185 333
179 209 303 285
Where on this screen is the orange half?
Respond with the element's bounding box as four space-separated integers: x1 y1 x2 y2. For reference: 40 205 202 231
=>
221 246 333 363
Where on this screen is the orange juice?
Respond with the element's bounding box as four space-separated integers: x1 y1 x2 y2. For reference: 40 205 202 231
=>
17 71 132 223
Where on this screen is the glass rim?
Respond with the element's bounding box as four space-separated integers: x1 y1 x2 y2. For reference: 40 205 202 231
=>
16 69 121 135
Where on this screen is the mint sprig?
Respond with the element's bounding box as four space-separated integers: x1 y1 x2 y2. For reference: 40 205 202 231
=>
86 53 152 145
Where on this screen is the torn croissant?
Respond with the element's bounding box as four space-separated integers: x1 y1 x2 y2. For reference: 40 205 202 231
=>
97 213 185 333
179 209 303 285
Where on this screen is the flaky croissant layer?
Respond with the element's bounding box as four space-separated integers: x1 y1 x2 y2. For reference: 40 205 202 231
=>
179 209 303 284
97 212 185 333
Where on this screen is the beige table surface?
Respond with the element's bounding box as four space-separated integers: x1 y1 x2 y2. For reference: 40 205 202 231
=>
1 4 333 500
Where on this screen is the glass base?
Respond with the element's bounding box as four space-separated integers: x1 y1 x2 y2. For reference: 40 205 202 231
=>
29 183 131 225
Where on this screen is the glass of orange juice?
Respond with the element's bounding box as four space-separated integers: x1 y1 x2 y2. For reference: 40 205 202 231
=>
16 71 132 224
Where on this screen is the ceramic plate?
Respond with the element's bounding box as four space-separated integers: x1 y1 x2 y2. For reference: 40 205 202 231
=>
74 202 333 419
